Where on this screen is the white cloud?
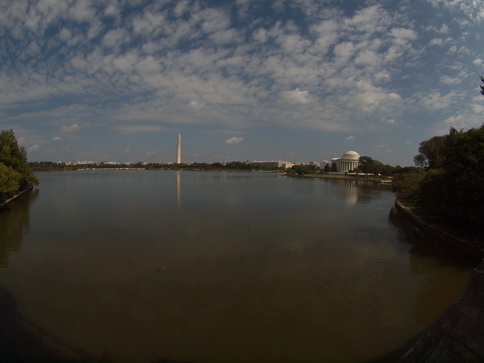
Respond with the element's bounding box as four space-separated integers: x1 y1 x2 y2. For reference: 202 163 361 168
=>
345 136 356 141
188 101 204 109
225 137 244 144
425 0 484 23
52 136 62 141
253 28 268 43
440 75 461 85
390 28 417 44
29 144 40 151
429 38 444 46
58 28 72 41
421 91 460 110
471 103 484 113
62 124 81 132
0 1 481 164
280 88 313 104
103 29 127 48
350 80 401 112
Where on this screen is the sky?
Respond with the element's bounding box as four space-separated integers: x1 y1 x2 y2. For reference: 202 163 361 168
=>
1 0 483 166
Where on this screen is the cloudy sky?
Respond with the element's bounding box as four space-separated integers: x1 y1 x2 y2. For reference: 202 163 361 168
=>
1 0 483 165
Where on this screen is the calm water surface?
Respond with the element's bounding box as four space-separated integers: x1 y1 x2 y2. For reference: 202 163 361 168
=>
0 171 479 362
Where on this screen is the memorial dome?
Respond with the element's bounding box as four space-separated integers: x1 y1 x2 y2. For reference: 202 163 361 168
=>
341 150 360 160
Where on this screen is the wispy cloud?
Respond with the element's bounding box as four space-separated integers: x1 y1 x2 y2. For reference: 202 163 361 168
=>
0 0 482 164
225 137 244 144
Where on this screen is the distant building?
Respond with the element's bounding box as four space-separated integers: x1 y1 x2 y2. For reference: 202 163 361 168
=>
334 151 360 172
251 160 294 169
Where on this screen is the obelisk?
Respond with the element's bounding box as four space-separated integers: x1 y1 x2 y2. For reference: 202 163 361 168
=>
176 133 181 164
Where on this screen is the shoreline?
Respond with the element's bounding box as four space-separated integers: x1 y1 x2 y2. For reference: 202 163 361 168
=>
394 199 484 258
0 186 34 211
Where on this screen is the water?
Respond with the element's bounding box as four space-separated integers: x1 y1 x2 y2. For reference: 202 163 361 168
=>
0 171 479 362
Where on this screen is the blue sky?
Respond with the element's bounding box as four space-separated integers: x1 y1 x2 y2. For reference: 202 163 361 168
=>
1 0 483 165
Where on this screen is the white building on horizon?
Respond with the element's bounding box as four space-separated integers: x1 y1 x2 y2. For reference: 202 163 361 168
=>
334 150 361 172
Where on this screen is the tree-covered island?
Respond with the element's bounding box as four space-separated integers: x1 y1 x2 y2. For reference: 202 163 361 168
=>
0 130 38 206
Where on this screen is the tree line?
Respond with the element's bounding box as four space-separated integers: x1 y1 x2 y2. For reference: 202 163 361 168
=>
393 124 483 240
0 130 38 204
29 160 284 172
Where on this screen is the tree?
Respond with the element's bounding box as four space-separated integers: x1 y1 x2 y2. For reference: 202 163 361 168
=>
392 168 426 204
0 130 38 204
288 164 317 175
415 125 484 237
357 156 384 174
413 153 428 168
413 135 446 169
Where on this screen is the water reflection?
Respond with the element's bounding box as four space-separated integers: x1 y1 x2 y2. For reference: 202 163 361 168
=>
0 189 38 267
0 172 479 362
176 171 181 209
323 179 392 205
388 207 480 325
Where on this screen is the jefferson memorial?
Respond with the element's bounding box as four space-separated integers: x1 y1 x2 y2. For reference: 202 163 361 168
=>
333 150 361 172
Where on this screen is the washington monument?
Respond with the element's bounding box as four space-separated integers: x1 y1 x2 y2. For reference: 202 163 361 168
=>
176 133 181 164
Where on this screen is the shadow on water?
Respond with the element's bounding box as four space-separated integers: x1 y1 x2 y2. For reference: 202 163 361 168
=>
388 206 481 268
367 206 481 363
0 190 97 361
0 188 190 363
0 189 39 267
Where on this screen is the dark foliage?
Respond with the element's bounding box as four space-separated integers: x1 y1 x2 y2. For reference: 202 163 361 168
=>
0 130 38 204
396 125 484 239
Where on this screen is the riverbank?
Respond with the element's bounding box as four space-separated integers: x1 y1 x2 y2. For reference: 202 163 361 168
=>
0 186 34 211
394 199 484 258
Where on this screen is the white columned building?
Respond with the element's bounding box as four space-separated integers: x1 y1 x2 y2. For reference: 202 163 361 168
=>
335 150 360 172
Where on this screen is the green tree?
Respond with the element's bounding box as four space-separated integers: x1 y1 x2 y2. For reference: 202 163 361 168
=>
0 130 38 204
413 135 446 169
288 164 317 175
416 126 484 237
413 153 428 168
357 156 384 174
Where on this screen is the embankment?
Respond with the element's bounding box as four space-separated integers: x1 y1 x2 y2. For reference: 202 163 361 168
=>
0 186 33 211
399 260 484 362
394 200 484 258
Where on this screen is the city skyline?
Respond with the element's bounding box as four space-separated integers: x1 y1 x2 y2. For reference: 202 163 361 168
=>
1 1 484 166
